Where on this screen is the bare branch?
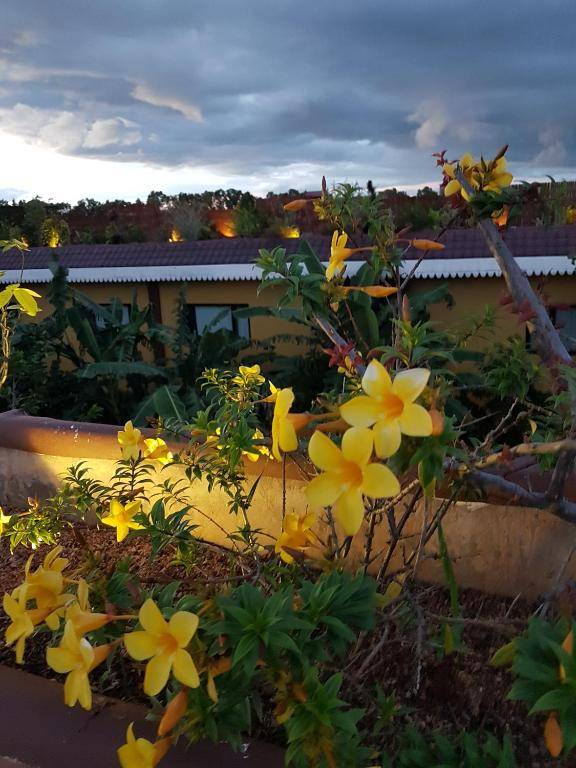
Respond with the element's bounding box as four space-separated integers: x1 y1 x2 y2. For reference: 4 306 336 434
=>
466 469 576 524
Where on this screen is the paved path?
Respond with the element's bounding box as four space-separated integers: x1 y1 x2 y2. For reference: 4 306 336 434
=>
0 665 283 767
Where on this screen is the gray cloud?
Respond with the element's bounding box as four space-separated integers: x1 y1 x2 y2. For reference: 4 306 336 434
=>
0 0 575 197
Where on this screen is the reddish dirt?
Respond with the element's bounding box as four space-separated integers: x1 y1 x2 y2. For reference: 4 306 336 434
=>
0 528 557 766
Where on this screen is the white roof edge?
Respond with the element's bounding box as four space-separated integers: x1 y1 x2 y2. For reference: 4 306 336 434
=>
0 256 574 284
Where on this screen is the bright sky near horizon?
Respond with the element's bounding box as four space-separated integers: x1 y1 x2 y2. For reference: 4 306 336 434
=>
1 0 575 203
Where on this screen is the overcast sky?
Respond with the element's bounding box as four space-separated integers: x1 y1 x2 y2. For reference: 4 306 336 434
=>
0 0 575 202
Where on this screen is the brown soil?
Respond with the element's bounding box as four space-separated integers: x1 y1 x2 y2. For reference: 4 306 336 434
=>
0 528 558 766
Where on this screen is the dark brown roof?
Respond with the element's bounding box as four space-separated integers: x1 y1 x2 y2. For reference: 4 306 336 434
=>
2 226 576 271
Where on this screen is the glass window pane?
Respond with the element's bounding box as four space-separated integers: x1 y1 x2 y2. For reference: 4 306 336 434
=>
236 316 250 339
195 305 233 334
557 308 576 351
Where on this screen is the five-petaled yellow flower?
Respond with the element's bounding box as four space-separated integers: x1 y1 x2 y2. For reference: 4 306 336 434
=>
326 231 375 281
340 360 432 458
0 283 41 316
275 512 316 564
124 598 200 696
101 499 144 542
306 427 400 536
232 364 265 386
3 588 48 663
142 437 173 466
118 421 142 460
66 578 114 635
46 620 110 710
117 723 171 768
271 388 298 460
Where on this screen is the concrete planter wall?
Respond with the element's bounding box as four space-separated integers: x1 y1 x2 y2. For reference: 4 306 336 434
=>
0 410 574 599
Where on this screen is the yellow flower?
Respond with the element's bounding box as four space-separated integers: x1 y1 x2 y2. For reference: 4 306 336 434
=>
443 153 479 201
275 512 316 564
326 231 376 281
340 360 433 459
101 499 144 543
243 428 271 462
444 153 513 200
3 588 48 663
17 545 71 630
232 364 265 386
271 388 299 460
124 599 200 696
66 578 113 635
483 156 513 192
118 724 171 768
0 283 41 316
0 506 12 536
306 427 400 536
142 437 173 466
118 421 142 460
46 620 110 710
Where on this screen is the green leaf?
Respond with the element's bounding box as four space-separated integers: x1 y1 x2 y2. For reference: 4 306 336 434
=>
77 361 168 379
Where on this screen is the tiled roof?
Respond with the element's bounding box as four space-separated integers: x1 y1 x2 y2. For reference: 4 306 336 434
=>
1 226 575 283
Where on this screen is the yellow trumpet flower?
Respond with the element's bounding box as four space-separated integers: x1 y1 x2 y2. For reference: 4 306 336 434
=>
3 588 49 663
443 153 479 201
340 360 433 459
101 499 144 543
46 620 111 710
124 598 200 697
118 421 142 460
275 511 316 564
142 437 173 466
118 723 171 768
16 545 71 630
271 387 299 460
306 427 400 536
326 231 376 281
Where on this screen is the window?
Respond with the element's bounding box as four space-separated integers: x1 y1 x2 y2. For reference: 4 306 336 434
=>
188 304 250 338
555 306 576 352
94 303 130 330
529 306 576 352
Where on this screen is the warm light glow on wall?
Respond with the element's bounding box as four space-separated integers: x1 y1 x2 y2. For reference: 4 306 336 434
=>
278 225 300 239
169 228 183 242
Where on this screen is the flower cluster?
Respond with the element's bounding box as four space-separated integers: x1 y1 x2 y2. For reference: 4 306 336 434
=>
117 421 173 465
442 152 513 201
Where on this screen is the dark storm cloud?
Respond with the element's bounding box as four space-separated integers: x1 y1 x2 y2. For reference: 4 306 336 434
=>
0 0 575 189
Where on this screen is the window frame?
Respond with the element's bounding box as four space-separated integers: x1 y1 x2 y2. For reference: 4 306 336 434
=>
187 303 251 339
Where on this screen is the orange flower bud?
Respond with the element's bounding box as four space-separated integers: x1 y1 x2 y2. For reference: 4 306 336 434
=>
154 737 172 764
286 412 316 432
401 295 411 323
283 199 310 212
544 712 563 758
429 409 445 437
341 285 397 298
158 689 188 736
410 238 445 251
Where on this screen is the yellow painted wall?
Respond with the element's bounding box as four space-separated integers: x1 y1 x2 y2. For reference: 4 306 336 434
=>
28 272 576 360
410 274 576 346
31 280 308 360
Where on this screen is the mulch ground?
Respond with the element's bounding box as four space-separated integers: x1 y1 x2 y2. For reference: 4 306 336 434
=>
0 527 558 766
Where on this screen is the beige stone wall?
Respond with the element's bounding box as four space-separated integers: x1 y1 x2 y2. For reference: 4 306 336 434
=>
1 444 573 599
